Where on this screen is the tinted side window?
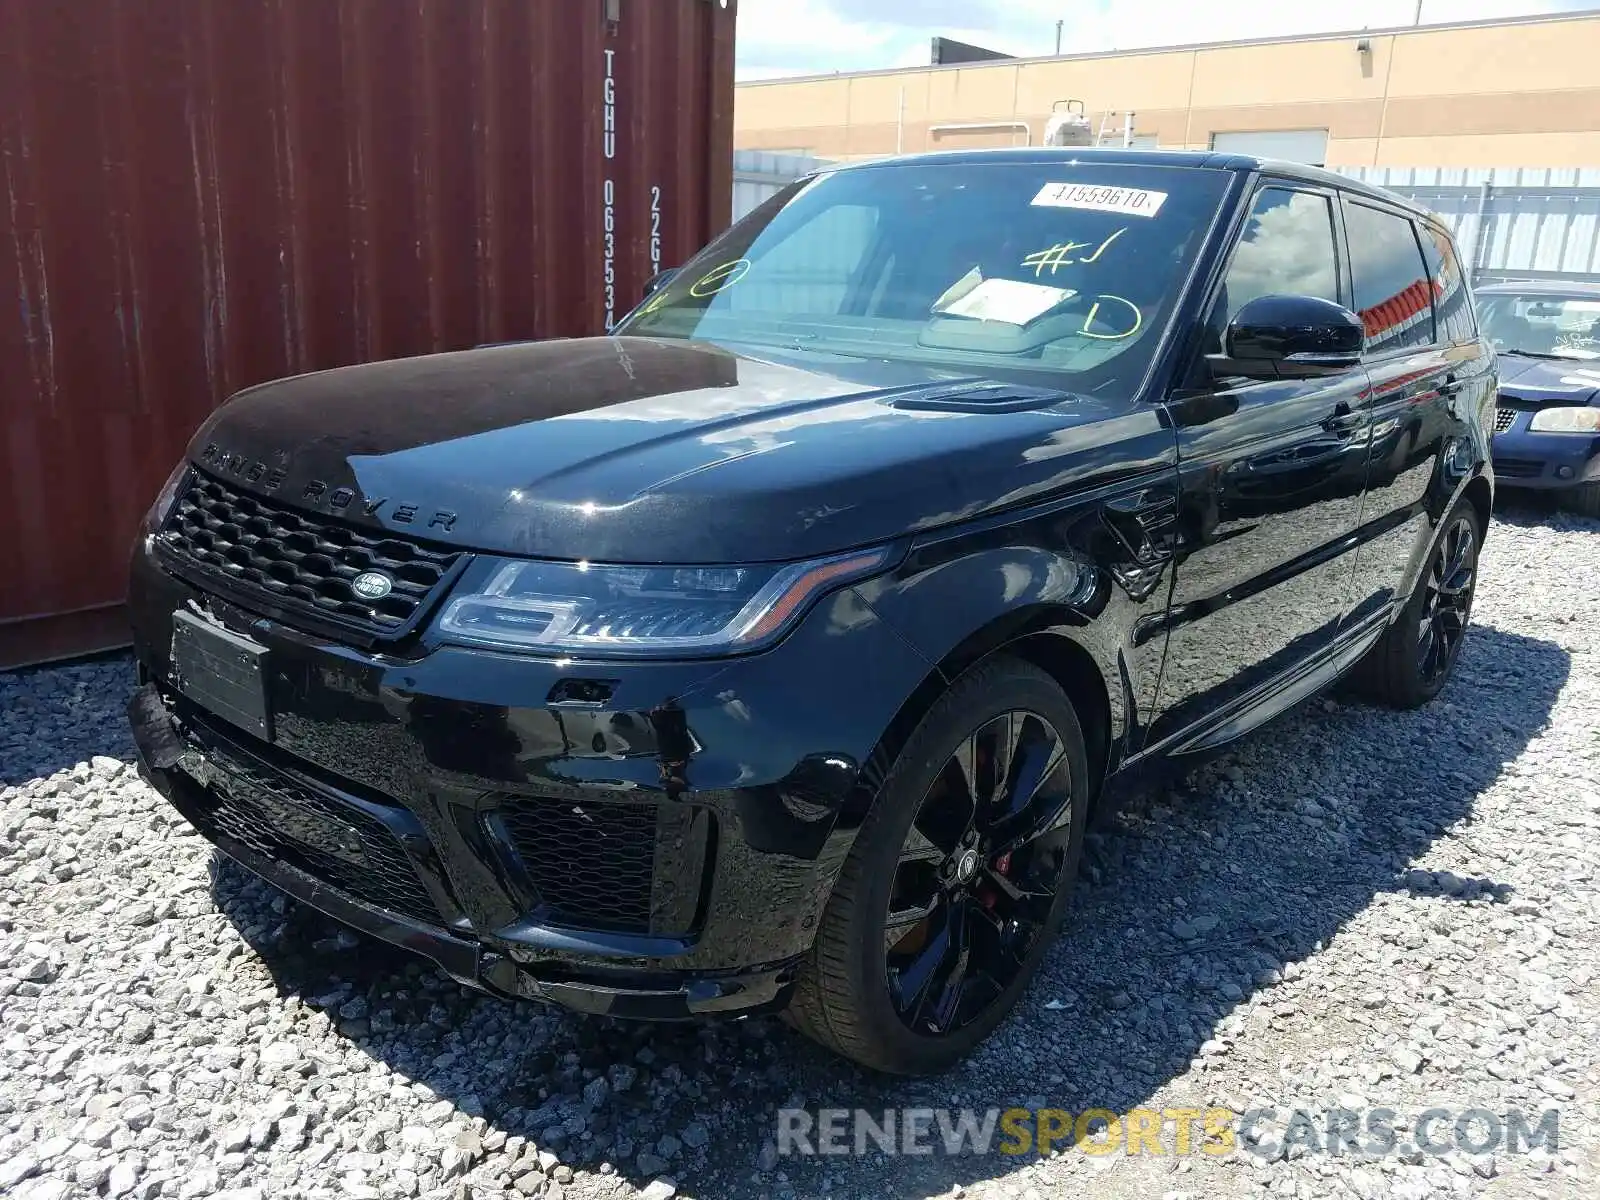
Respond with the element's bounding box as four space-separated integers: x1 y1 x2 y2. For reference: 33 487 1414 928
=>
1201 187 1340 356
1418 224 1478 343
1223 188 1341 317
1345 202 1435 353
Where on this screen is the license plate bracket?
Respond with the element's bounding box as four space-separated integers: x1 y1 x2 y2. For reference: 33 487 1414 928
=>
171 609 273 740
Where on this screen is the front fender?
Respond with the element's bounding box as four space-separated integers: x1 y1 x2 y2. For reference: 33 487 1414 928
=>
857 545 1137 748
785 468 1183 941
782 529 1169 937
855 482 1179 765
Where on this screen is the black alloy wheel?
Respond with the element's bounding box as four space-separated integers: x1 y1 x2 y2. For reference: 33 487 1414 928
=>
1416 514 1477 687
883 711 1073 1037
787 656 1088 1076
1354 495 1483 710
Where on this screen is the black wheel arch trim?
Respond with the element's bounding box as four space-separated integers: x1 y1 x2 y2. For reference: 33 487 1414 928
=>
1387 466 1493 628
790 604 1121 947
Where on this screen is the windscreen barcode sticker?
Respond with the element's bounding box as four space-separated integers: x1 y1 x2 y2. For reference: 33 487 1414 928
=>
1031 182 1168 218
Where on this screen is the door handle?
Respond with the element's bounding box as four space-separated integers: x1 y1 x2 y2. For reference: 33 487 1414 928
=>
1438 373 1462 397
1322 400 1362 434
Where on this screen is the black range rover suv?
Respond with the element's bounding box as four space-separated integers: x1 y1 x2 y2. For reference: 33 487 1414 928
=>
128 150 1495 1075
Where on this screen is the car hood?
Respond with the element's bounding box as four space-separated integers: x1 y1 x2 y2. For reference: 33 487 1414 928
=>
1496 353 1600 405
186 337 1150 563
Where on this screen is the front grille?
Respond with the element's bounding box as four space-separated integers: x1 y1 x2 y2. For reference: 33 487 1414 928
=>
1494 407 1517 434
185 733 442 926
157 472 463 639
497 796 660 934
1494 455 1545 479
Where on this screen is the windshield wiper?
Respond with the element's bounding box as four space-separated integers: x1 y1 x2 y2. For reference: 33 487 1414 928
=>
1500 348 1564 359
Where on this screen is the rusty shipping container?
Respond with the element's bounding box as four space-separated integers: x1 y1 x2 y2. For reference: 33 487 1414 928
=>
0 0 737 669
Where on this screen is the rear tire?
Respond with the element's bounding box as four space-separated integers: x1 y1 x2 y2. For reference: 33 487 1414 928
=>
1564 481 1600 518
1353 497 1481 710
787 656 1089 1075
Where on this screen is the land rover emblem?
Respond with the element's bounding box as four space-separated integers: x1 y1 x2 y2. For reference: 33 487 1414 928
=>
351 572 394 601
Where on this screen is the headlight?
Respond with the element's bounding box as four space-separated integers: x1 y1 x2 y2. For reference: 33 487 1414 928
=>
435 546 897 658
1528 406 1600 433
144 460 192 530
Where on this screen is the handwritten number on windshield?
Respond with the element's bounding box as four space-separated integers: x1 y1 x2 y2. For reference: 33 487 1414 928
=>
636 290 671 317
1081 294 1142 340
690 259 752 298
1021 228 1126 277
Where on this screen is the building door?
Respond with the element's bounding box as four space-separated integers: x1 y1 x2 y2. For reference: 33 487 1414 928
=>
1210 130 1330 166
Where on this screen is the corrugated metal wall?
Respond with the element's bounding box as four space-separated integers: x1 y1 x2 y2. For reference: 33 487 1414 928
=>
0 0 736 668
1336 166 1600 286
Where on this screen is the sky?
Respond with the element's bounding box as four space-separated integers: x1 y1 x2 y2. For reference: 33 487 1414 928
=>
734 0 1598 79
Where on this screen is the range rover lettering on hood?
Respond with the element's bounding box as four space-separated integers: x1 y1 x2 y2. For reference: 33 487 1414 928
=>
197 442 458 532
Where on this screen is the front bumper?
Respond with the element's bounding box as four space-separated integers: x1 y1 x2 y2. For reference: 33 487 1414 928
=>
126 534 933 1020
1490 419 1600 490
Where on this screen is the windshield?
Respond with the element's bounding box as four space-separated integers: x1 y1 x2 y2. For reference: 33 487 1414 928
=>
1478 292 1600 359
618 161 1231 391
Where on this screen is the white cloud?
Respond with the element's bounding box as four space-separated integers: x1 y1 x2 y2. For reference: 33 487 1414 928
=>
1226 192 1342 311
736 0 1590 80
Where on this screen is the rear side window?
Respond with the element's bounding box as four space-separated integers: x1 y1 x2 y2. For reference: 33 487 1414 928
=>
1344 201 1436 353
1418 224 1478 344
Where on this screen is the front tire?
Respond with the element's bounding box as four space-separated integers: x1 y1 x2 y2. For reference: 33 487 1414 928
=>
1564 481 1600 518
1355 497 1481 709
788 656 1089 1075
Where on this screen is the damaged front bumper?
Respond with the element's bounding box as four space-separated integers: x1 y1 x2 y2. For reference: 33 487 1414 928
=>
130 680 798 1019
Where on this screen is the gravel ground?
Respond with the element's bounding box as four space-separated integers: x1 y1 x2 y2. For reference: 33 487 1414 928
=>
2 499 1598 1200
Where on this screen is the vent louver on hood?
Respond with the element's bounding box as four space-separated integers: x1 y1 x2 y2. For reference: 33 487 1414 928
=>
887 382 1074 414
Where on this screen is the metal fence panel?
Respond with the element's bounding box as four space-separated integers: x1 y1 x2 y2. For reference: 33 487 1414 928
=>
732 150 827 224
1337 166 1600 285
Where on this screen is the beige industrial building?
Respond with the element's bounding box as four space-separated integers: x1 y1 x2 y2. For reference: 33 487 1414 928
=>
735 10 1600 168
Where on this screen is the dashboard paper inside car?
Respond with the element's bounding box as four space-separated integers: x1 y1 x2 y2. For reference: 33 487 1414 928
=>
932 276 1077 326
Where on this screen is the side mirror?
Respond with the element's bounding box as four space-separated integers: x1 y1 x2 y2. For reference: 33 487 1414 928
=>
643 268 679 300
1211 293 1365 380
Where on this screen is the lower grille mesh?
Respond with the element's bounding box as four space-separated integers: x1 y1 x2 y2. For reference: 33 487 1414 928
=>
497 796 660 934
1493 407 1517 434
186 739 442 927
1494 456 1544 479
